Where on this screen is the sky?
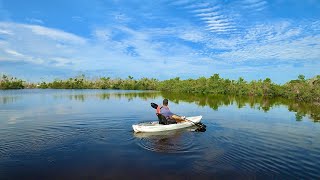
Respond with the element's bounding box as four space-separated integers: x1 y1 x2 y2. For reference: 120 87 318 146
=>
0 0 319 83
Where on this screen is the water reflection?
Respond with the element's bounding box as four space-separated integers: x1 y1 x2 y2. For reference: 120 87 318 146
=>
133 127 198 153
66 91 320 121
1 90 319 121
0 96 20 104
63 91 161 101
1 89 320 179
161 92 320 122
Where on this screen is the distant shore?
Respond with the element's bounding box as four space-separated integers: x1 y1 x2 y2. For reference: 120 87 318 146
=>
1 74 319 104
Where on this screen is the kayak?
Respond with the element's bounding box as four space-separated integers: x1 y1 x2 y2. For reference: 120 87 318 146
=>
133 126 197 138
132 115 202 133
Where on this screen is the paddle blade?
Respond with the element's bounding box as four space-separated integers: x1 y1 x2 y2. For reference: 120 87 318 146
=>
151 103 158 109
194 122 207 132
196 122 207 129
195 127 206 132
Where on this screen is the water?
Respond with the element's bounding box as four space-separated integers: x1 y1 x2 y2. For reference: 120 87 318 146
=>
0 89 319 179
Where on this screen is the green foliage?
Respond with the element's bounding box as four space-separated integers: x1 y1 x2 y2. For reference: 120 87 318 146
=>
282 75 320 103
1 73 319 104
0 75 24 89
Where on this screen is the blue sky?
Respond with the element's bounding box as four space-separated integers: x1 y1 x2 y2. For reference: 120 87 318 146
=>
0 0 319 83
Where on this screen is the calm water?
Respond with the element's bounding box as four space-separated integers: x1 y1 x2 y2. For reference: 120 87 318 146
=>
0 89 320 179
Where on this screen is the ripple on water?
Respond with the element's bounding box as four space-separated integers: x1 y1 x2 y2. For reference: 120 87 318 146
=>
133 127 203 154
0 122 79 159
206 125 320 179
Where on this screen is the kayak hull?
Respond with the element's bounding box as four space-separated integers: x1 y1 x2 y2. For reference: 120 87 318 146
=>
132 116 202 133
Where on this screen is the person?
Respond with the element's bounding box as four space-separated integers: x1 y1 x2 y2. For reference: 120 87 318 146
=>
156 99 186 124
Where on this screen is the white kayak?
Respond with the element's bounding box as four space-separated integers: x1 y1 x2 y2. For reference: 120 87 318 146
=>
132 115 202 133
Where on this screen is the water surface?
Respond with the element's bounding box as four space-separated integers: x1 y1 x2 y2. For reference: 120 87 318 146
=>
0 89 319 179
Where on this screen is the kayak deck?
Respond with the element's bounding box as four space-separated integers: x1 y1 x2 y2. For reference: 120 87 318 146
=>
132 115 202 133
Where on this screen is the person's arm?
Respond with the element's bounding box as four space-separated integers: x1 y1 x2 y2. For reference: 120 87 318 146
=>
156 106 161 114
171 115 186 122
168 109 185 121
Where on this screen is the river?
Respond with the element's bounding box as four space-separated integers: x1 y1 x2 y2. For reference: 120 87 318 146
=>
0 89 319 179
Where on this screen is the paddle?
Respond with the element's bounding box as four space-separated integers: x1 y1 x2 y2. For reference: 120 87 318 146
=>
150 102 206 132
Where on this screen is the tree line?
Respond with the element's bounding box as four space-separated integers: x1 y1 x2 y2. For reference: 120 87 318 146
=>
1 74 319 103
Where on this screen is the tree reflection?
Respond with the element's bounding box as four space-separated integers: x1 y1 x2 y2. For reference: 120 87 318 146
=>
0 96 20 104
3 90 317 122
66 91 320 122
161 92 320 122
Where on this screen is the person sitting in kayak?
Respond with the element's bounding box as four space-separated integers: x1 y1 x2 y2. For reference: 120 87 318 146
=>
156 99 186 124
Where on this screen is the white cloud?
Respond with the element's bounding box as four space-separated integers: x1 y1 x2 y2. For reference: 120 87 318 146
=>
50 57 75 67
0 0 318 83
24 24 86 44
0 17 319 81
241 0 268 11
0 22 86 65
0 22 206 78
0 48 44 64
206 19 230 27
173 1 234 33
191 7 219 13
5 49 24 57
191 20 320 62
195 12 220 17
179 30 204 42
0 28 13 35
93 29 112 41
311 21 320 30
200 15 225 21
184 2 210 9
217 34 320 61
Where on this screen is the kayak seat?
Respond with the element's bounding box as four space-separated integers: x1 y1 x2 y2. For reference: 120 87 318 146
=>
157 113 177 125
157 113 167 125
